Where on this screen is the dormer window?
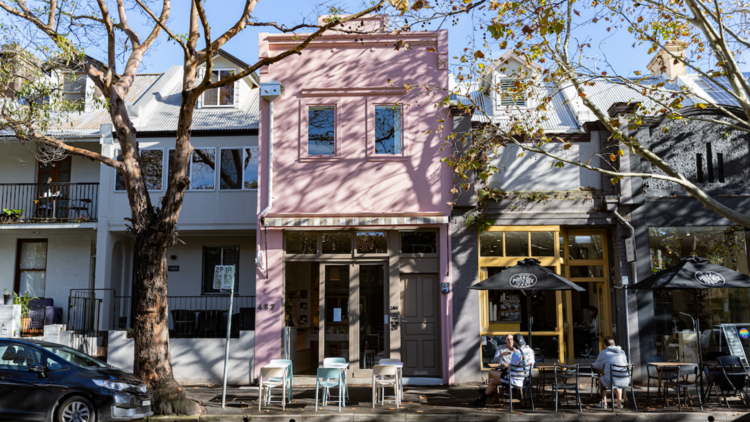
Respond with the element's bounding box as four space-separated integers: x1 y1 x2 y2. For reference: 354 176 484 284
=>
63 72 85 103
498 78 526 107
203 69 235 107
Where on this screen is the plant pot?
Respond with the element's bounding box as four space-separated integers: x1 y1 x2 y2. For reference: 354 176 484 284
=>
3 294 12 305
21 317 31 334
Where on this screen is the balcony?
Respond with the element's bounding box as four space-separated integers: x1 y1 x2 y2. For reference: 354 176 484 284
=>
0 183 99 224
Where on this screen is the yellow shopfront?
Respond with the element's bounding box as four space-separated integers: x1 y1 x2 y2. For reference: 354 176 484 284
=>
478 226 613 368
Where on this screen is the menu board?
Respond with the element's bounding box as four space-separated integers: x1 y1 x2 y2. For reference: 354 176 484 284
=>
721 324 748 362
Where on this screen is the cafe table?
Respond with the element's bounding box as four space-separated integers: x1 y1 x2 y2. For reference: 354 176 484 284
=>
648 361 698 406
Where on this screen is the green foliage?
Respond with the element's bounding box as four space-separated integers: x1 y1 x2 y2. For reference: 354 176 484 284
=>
465 214 492 232
2 208 24 218
13 291 38 319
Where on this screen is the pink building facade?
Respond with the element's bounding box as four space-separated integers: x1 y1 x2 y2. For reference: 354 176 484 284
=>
255 16 454 383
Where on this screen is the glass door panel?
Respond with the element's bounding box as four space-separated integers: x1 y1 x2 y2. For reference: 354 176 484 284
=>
322 265 350 360
356 265 386 373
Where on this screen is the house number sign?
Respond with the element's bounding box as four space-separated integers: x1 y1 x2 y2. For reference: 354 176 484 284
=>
257 303 278 311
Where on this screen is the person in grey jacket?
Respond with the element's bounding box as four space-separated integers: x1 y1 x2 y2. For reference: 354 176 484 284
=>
593 337 630 408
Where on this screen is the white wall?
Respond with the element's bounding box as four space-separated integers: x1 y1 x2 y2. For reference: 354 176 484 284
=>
0 141 101 184
0 230 95 322
490 143 602 191
108 330 255 385
99 135 258 231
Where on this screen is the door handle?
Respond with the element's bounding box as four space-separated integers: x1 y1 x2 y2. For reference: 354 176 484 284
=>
401 319 408 323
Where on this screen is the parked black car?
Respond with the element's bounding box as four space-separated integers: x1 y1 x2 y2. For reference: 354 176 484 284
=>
0 338 152 421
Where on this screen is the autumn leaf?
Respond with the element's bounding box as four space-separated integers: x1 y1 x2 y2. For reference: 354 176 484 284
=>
390 0 410 15
618 149 625 156
695 103 708 109
474 50 485 59
412 0 425 10
563 142 573 150
426 47 436 53
610 153 617 161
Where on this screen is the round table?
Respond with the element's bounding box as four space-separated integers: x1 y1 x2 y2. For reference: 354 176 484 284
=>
648 361 698 406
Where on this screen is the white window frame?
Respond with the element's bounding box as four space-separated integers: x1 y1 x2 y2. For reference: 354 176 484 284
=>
189 147 217 191
218 147 259 191
113 148 165 192
200 68 236 108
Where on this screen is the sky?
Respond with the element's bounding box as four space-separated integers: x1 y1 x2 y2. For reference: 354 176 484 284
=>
106 0 668 77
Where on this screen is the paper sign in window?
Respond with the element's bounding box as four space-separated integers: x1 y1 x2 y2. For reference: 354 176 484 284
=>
333 308 342 322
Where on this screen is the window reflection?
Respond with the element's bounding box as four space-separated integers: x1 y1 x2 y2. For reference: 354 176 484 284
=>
322 232 352 254
375 105 402 154
530 232 555 256
286 232 317 254
505 232 528 256
401 231 437 253
356 232 387 253
308 106 335 155
479 232 503 256
191 149 216 190
568 235 604 260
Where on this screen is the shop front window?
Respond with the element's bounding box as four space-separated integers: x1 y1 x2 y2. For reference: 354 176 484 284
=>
649 226 749 357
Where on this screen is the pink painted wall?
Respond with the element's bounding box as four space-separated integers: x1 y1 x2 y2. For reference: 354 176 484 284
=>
254 18 452 380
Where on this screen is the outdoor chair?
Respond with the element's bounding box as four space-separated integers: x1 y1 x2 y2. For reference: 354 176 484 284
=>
533 354 553 401
258 366 287 411
607 363 638 413
553 363 582 412
372 364 400 408
68 198 92 219
197 310 222 337
716 355 750 408
576 355 599 400
498 363 535 412
703 351 730 404
662 363 703 411
323 357 349 402
646 356 677 405
170 309 196 338
315 367 343 411
268 359 293 403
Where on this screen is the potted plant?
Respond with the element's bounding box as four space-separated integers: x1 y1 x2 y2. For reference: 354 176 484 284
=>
14 292 38 335
3 289 12 305
0 208 24 223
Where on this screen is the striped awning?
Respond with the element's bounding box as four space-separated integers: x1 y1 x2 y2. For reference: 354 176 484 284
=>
263 215 449 228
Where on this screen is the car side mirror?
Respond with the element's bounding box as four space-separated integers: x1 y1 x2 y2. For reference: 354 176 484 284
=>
28 364 47 375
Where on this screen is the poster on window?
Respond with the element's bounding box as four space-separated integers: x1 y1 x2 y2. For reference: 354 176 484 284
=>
213 265 235 291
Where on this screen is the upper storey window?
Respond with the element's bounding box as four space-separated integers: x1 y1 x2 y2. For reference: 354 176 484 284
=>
63 72 85 103
203 70 235 107
308 106 335 155
374 105 402 154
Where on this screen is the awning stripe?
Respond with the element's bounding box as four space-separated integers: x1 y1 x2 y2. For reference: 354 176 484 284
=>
265 215 449 227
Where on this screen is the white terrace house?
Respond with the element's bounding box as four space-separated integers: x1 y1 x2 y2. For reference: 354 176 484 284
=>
0 50 259 385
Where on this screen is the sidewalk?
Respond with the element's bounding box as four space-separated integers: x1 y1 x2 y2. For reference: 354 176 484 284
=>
143 384 750 421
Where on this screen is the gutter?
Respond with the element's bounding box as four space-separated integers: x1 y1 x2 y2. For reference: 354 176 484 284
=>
611 202 636 363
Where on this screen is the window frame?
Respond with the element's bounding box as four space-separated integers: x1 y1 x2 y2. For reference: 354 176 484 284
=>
218 147 259 191
300 99 341 161
113 148 165 192
201 245 241 295
62 71 86 103
13 239 48 296
201 68 236 108
188 147 217 192
367 99 407 161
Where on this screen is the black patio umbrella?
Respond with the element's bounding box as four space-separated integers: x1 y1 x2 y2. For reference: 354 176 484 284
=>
628 255 750 392
469 258 585 348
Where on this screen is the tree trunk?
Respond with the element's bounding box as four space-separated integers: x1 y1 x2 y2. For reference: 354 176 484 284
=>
132 226 202 415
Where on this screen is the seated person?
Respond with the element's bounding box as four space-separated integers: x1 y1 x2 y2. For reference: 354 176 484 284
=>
492 334 515 367
593 336 630 409
473 334 535 406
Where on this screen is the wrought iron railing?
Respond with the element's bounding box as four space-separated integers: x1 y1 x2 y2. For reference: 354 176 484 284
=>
0 182 99 223
112 295 256 339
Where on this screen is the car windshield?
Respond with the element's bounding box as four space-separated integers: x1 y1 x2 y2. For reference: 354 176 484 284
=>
41 345 108 368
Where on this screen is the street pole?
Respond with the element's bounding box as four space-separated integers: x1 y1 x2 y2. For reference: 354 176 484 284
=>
221 271 235 408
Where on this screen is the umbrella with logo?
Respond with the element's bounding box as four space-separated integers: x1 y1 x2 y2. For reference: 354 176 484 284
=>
469 258 585 348
628 255 750 391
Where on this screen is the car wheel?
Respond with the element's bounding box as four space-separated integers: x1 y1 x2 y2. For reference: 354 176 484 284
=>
56 396 95 422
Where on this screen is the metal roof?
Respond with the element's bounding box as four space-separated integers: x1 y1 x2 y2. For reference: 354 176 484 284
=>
452 82 580 133
138 82 259 132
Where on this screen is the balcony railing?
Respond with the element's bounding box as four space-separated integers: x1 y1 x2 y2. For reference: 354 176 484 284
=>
112 295 256 339
0 182 99 223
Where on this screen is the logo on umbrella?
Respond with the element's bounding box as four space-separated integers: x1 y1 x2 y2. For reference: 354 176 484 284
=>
509 273 537 288
739 328 749 340
695 271 725 287
652 272 674 289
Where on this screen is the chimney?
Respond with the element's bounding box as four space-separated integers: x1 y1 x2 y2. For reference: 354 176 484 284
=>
647 42 687 79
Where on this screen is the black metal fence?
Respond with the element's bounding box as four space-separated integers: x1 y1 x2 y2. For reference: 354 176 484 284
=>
0 182 99 223
67 290 102 355
112 295 256 339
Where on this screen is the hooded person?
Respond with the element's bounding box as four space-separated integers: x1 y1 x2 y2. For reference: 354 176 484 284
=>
593 336 630 408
